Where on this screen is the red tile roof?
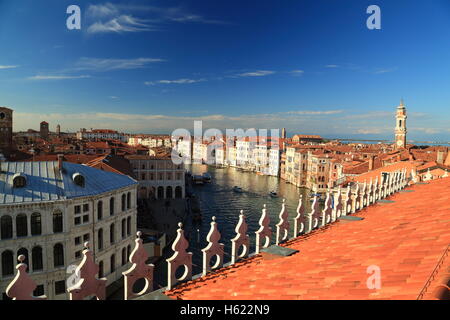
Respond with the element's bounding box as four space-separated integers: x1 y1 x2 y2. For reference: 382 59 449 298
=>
165 177 450 300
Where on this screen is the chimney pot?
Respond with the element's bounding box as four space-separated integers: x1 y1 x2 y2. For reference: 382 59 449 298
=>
57 154 64 170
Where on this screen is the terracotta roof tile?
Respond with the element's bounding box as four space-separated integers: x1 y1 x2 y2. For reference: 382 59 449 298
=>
165 177 450 300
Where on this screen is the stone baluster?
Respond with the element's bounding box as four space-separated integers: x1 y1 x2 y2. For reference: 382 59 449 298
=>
333 187 343 221
293 195 306 237
68 242 107 300
320 191 333 227
352 184 360 213
308 195 320 232
361 181 367 208
122 232 155 300
166 223 193 290
367 179 373 205
255 204 272 254
393 171 399 192
231 210 250 265
343 186 351 216
202 216 224 276
373 177 379 201
5 255 47 300
276 199 290 245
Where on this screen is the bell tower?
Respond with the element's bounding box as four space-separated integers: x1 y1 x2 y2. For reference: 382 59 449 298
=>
0 106 13 152
395 99 407 149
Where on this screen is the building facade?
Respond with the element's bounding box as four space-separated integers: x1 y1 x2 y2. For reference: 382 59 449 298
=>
0 160 138 300
0 107 13 153
126 155 185 200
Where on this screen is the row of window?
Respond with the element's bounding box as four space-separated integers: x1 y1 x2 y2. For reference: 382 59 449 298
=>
98 245 131 278
0 212 63 240
96 192 132 221
133 163 182 170
97 217 132 251
1 244 64 276
139 172 183 181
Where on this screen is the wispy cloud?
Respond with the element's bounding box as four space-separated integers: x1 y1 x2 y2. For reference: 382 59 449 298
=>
285 110 343 115
236 70 275 77
86 3 229 34
27 75 91 80
0 65 19 69
290 70 304 75
145 78 206 85
87 15 157 34
374 67 398 74
325 64 339 68
74 57 165 72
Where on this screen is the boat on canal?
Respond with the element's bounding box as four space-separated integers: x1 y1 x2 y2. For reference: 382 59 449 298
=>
233 186 243 193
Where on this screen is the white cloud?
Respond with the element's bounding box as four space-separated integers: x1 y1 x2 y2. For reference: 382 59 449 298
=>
325 65 339 68
374 67 398 74
145 78 206 85
0 65 19 69
87 3 119 18
75 57 165 72
290 70 304 75
27 75 91 80
87 15 157 34
237 70 275 77
86 3 228 35
285 110 343 115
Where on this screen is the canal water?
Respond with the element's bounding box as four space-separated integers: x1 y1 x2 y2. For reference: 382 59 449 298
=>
152 164 313 288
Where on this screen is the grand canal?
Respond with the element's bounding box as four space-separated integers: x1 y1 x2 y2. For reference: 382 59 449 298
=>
152 164 313 287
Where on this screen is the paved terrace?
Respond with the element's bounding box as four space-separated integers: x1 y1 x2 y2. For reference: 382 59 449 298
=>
166 178 450 300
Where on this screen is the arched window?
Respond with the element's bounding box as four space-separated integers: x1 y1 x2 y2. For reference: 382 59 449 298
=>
16 214 28 237
32 246 43 271
17 248 29 272
166 186 173 199
121 219 126 239
126 216 131 236
127 192 131 209
110 197 115 216
110 223 115 244
98 229 103 251
97 201 103 220
121 247 127 266
53 243 64 267
98 261 104 278
53 211 63 233
121 194 126 211
1 250 14 276
110 254 115 273
175 186 182 199
31 213 42 236
127 245 131 262
1 215 13 239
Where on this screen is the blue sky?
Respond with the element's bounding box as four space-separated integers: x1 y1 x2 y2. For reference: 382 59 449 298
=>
1 0 450 141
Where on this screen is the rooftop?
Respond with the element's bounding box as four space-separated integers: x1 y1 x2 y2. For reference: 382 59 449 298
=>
165 177 450 300
0 161 137 205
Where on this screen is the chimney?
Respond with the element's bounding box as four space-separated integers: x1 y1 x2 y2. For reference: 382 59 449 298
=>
369 155 375 171
57 154 64 170
437 150 445 165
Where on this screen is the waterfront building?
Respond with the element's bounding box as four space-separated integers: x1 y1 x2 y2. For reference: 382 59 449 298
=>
227 146 237 167
125 154 185 200
175 139 192 164
0 160 138 300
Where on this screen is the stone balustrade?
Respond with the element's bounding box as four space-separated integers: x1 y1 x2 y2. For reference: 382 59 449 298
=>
5 169 410 300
